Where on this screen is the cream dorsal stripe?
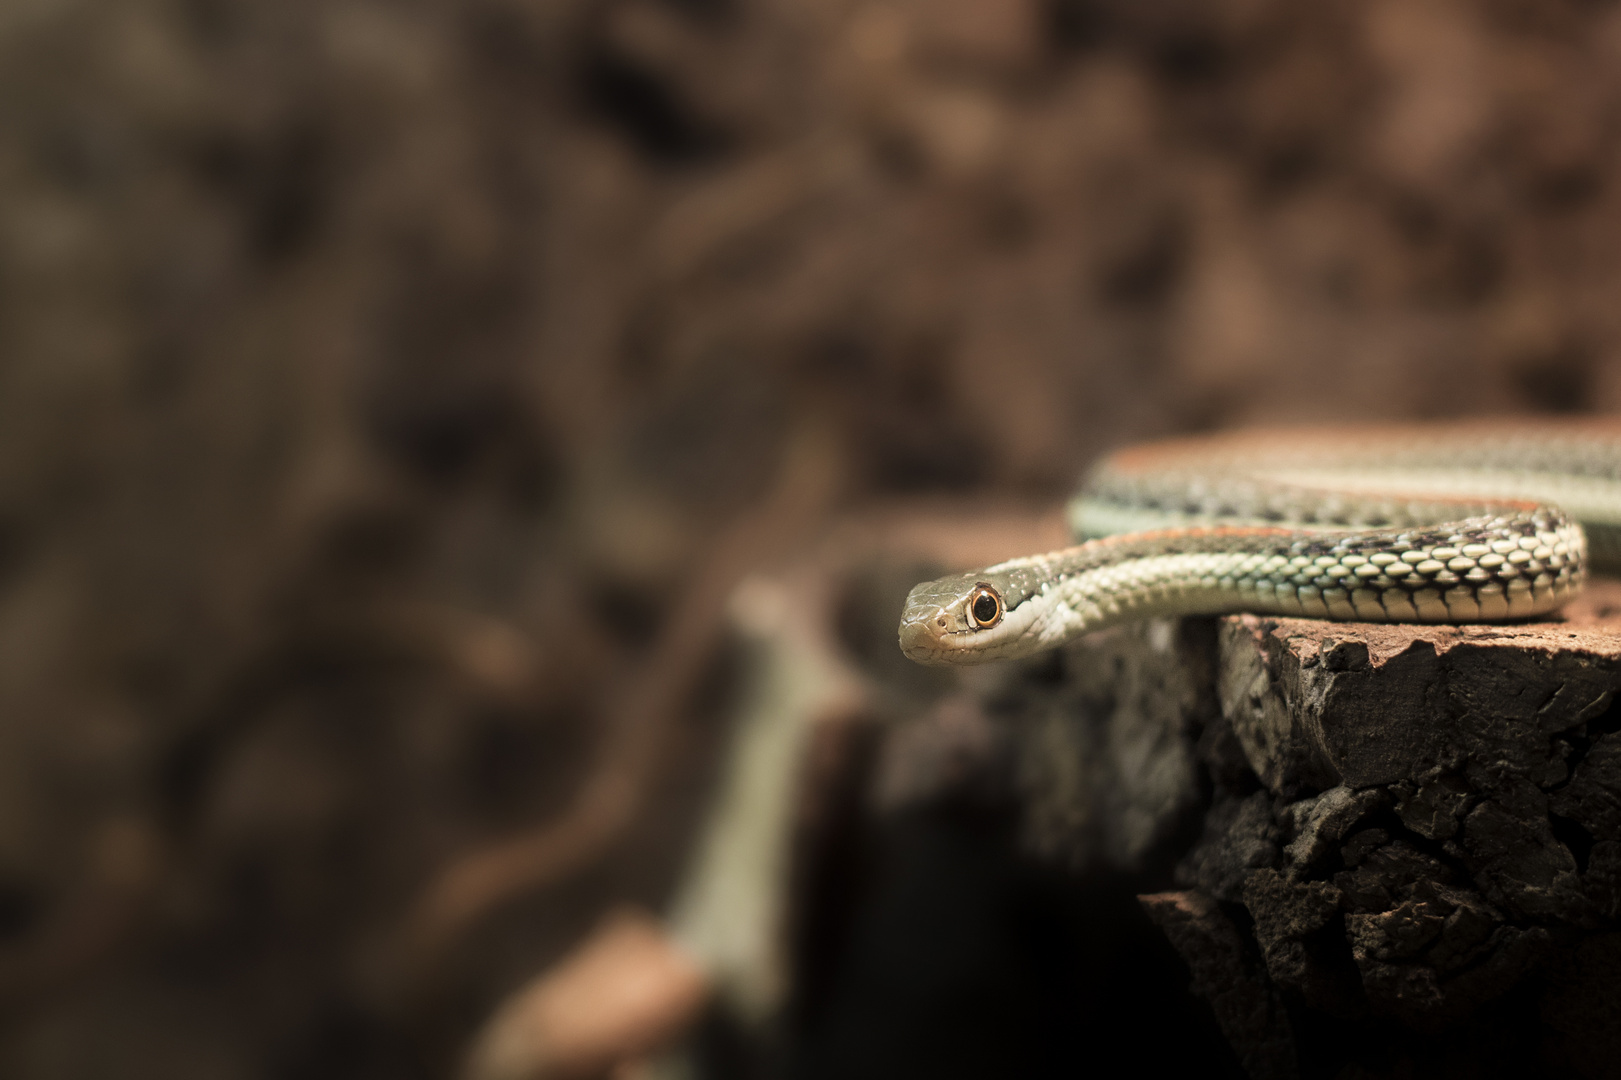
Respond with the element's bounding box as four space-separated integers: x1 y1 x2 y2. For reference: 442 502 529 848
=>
897 420 1621 666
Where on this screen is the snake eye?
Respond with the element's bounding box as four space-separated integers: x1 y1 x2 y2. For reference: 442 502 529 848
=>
968 584 1002 628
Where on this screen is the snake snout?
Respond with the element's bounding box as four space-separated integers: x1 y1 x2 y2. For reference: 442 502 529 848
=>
897 603 937 645
898 585 953 663
897 617 939 663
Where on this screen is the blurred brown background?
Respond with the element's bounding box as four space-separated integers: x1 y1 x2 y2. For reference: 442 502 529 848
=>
1 0 1619 1075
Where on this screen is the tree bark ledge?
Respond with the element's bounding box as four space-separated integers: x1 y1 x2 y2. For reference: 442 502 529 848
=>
934 580 1621 1076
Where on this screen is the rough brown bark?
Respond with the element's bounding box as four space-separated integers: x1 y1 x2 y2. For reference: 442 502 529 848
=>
1154 584 1621 1075
863 581 1621 1077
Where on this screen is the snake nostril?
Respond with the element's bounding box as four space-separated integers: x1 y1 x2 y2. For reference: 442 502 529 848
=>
936 617 945 627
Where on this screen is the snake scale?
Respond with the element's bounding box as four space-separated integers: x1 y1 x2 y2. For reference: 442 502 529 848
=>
899 420 1621 665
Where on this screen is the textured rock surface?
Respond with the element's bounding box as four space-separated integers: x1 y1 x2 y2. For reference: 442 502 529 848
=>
992 582 1621 1076
1139 890 1296 1080
1002 616 1215 873
795 554 1621 1078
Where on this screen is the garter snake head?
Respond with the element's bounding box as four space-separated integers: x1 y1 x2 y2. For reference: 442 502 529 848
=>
898 568 1043 665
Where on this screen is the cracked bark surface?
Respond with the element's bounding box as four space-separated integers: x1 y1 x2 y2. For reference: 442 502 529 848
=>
980 581 1621 1078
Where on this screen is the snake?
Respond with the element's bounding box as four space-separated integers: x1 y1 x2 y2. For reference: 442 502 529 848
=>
898 420 1621 666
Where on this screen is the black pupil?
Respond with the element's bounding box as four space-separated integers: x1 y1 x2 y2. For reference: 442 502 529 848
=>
972 592 998 624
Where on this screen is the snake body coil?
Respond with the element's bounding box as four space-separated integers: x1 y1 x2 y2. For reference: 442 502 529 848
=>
899 421 1621 666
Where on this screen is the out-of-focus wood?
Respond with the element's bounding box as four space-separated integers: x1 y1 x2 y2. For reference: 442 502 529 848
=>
461 908 708 1080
